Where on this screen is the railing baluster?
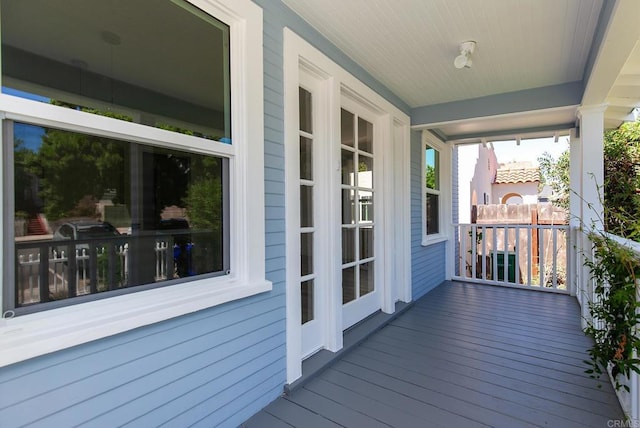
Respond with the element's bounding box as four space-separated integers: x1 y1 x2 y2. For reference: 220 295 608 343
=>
503 226 508 283
552 227 558 289
471 225 477 279
527 226 532 286
481 225 487 281
539 227 546 287
88 247 98 294
107 243 116 290
515 226 520 285
38 248 48 303
492 226 498 281
460 225 467 278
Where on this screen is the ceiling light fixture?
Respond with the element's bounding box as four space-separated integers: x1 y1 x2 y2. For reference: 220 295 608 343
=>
454 41 476 69
624 107 640 122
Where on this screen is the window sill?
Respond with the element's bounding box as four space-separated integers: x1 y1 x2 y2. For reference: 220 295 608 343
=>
0 276 272 368
421 235 449 246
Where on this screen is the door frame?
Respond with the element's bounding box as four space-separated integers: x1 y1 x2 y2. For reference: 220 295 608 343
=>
283 28 411 384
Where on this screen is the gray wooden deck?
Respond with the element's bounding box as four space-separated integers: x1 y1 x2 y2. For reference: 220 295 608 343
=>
243 281 624 427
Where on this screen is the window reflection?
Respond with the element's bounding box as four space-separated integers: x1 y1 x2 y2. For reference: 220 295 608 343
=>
13 122 227 307
1 0 231 141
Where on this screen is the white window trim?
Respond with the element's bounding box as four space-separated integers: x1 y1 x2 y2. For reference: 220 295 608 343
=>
422 131 451 246
0 0 270 368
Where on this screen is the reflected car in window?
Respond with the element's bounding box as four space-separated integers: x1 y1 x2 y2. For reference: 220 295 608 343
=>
52 221 121 254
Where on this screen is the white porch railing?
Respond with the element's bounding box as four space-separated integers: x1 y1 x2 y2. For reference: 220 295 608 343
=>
453 223 570 293
578 233 640 420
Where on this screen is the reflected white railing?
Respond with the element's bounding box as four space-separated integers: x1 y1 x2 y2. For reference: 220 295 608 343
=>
453 223 570 293
16 241 170 305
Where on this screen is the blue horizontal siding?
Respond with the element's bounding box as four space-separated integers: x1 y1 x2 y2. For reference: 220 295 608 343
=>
410 130 446 299
0 1 416 427
0 1 289 426
0 294 286 427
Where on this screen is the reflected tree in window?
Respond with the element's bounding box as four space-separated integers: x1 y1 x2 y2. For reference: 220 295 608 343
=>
25 128 125 221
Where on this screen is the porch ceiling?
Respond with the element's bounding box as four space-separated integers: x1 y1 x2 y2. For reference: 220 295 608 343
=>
284 0 640 140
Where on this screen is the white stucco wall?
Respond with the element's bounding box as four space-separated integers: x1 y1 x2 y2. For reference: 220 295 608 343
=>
492 182 539 204
456 144 498 223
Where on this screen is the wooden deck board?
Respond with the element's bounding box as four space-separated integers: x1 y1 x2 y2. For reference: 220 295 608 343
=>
243 281 625 427
319 367 486 427
283 387 390 428
363 333 621 407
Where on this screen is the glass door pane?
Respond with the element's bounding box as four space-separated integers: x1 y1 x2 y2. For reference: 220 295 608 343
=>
341 109 375 306
299 87 315 326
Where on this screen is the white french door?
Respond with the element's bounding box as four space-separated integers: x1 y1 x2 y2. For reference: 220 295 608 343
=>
297 77 324 358
284 29 412 384
340 100 381 330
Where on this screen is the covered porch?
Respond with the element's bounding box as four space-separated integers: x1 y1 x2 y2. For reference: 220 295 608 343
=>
245 281 623 427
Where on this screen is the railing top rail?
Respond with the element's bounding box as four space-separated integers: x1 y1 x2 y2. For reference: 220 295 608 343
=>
603 232 640 258
454 223 569 229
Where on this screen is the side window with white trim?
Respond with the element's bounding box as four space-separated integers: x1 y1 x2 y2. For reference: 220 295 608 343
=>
422 134 450 244
425 145 440 235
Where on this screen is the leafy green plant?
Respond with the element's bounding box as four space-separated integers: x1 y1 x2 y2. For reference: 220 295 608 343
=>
583 231 640 391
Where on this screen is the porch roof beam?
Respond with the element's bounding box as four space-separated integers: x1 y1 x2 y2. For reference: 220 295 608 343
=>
445 123 576 145
410 81 582 127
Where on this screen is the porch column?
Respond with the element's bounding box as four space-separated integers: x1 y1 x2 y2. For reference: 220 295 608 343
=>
575 104 606 328
568 128 580 297
578 105 606 229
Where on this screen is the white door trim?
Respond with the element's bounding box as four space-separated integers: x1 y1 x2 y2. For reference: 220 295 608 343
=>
283 28 411 384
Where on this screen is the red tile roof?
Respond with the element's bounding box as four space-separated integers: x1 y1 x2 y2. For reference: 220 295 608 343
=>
494 167 540 184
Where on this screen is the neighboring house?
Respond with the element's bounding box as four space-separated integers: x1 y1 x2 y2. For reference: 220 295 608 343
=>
0 0 638 426
492 162 541 205
456 143 499 224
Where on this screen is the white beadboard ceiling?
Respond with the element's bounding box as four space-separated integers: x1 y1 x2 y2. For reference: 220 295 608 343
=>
282 0 640 140
283 0 603 109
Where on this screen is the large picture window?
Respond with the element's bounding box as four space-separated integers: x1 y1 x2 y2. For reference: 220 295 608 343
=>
0 0 265 366
1 0 236 314
10 122 229 312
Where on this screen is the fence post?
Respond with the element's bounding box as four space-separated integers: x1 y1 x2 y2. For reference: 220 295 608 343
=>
531 206 539 277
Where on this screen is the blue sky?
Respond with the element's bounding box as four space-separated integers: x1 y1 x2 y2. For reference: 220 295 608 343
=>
492 136 570 165
15 123 45 151
4 87 48 151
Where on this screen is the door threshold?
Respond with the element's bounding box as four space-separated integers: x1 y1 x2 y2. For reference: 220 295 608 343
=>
283 300 412 394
